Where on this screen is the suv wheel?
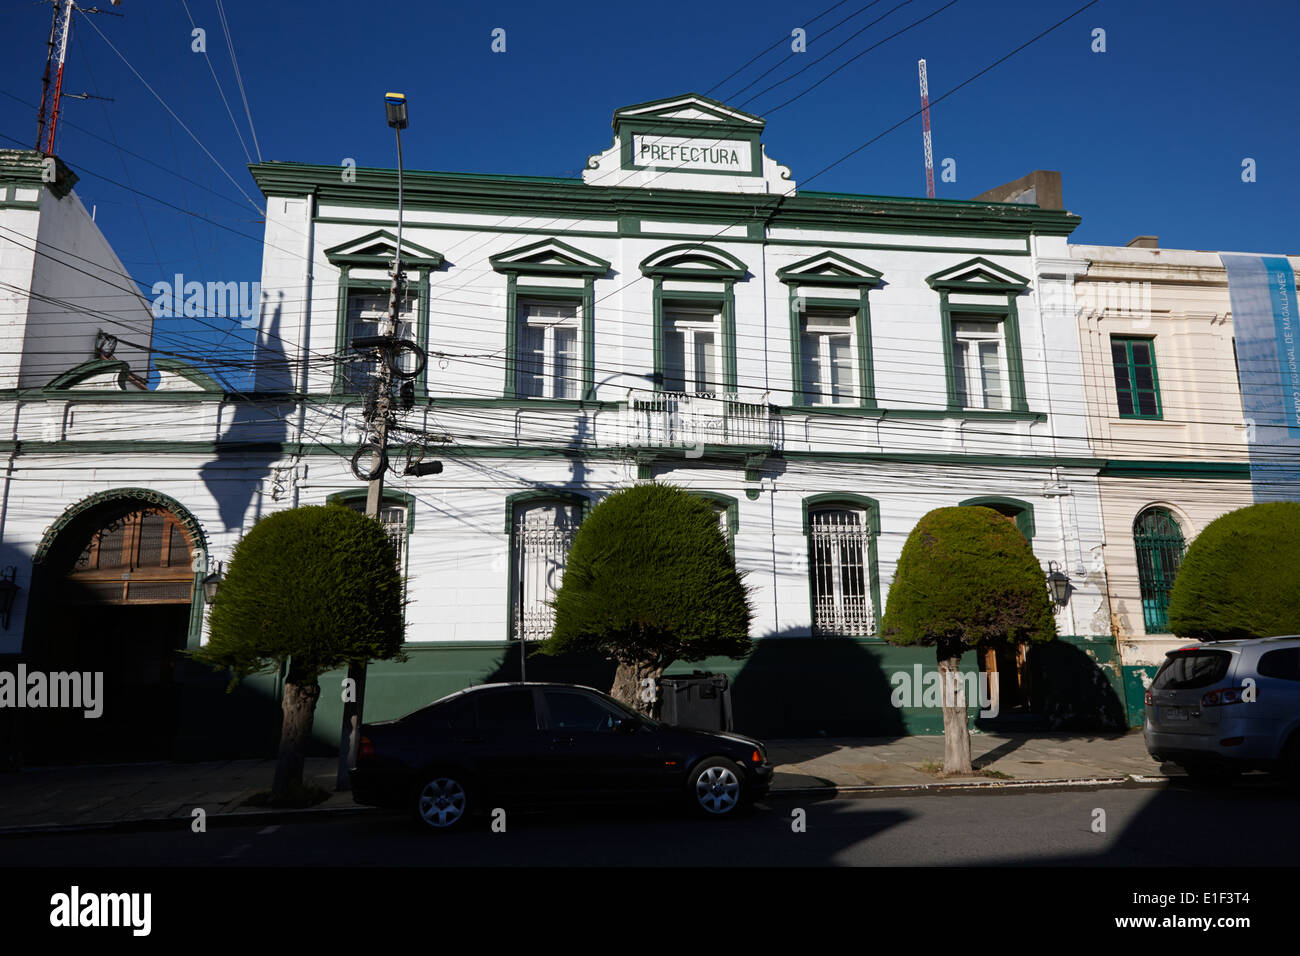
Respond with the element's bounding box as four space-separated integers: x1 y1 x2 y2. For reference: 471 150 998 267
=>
413 773 471 831
687 757 746 818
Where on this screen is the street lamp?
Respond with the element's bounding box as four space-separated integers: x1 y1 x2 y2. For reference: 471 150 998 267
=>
1046 561 1070 606
0 566 20 629
384 91 407 130
202 561 223 605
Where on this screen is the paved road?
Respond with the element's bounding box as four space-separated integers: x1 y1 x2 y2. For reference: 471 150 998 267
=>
1 777 1295 867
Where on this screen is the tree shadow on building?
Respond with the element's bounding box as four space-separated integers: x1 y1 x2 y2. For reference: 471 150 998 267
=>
729 632 909 741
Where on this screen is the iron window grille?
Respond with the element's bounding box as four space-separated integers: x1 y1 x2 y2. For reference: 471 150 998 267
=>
808 507 875 637
1133 507 1185 633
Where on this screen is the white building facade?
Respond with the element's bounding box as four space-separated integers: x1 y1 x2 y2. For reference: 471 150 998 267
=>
3 97 1129 761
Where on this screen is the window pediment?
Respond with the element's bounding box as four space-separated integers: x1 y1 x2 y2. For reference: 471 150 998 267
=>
926 257 1029 293
490 238 610 277
777 251 882 288
324 230 444 269
639 243 748 281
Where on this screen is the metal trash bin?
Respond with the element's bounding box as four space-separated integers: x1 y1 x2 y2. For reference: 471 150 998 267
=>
658 671 733 732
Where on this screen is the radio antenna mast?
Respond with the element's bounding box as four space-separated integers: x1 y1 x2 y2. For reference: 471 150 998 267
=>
918 58 935 199
35 1 123 155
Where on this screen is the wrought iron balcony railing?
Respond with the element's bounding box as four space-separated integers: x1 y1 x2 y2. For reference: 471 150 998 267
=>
624 389 775 450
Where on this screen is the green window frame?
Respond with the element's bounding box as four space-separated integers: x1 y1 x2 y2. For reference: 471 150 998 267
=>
1133 507 1185 633
324 231 442 399
958 496 1035 546
801 493 882 639
789 296 875 409
640 244 748 394
1111 336 1162 419
940 305 1027 413
509 288 589 401
491 239 609 402
327 489 415 567
333 273 428 396
505 490 588 643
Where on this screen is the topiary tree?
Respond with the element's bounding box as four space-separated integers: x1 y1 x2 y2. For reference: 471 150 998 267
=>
881 506 1057 774
537 483 753 716
191 504 405 804
1168 501 1300 640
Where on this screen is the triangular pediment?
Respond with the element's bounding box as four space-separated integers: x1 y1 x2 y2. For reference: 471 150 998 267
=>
489 238 611 276
925 257 1029 292
324 230 444 268
639 243 748 280
777 251 883 287
612 94 764 130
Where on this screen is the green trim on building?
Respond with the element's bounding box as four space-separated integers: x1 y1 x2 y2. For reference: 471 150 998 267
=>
29 486 211 649
503 488 590 534
938 294 1029 414
1110 335 1164 420
0 149 77 199
958 495 1036 543
249 163 1081 238
786 291 877 409
800 493 883 637
44 359 131 391
153 357 225 393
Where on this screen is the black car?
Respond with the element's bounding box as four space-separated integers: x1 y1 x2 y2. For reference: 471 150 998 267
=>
351 681 773 830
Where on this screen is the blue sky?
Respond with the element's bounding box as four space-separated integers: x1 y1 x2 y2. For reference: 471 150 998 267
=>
1 0 1297 388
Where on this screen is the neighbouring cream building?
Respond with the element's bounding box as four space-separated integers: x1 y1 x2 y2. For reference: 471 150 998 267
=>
1072 239 1300 723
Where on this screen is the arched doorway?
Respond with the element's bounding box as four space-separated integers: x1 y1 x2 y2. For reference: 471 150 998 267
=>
25 491 205 764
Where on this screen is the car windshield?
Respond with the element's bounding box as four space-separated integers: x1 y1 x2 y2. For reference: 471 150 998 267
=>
1151 650 1231 690
596 690 661 727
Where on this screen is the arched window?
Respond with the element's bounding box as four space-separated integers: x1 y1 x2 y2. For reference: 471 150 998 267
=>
511 499 582 642
805 499 878 637
65 505 196 604
1134 507 1186 633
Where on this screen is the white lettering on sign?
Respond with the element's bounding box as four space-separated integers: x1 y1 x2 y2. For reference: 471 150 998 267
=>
632 134 752 173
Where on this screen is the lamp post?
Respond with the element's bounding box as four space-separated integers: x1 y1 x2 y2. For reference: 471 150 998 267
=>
336 93 411 792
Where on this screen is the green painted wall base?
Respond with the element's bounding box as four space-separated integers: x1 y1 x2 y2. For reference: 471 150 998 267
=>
1120 664 1160 729
172 634 1129 761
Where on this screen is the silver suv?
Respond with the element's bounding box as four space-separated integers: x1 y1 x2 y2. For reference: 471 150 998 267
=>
1144 635 1300 781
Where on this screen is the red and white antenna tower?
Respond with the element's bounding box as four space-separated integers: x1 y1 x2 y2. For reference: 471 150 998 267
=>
918 58 935 199
35 0 76 155
35 1 122 156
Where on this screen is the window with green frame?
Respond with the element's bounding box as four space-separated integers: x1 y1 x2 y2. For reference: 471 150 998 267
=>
1111 336 1162 419
1133 507 1184 633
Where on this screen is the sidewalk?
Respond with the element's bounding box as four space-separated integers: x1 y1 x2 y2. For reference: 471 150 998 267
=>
0 730 1169 834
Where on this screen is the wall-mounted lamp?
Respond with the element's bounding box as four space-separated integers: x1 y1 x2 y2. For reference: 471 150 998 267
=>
0 566 20 629
203 561 224 605
1046 560 1071 606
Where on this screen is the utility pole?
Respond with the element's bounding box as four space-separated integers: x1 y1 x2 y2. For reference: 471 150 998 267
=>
336 92 409 791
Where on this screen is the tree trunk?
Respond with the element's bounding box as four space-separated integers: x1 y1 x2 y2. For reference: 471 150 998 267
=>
272 677 320 803
610 658 668 718
937 640 972 775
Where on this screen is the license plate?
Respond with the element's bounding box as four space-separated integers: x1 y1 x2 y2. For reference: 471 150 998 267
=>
1163 706 1188 721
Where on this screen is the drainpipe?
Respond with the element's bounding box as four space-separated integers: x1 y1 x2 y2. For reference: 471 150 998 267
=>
1030 234 1077 635
293 193 315 507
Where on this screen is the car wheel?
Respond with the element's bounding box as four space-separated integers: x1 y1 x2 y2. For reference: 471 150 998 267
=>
413 772 472 831
687 757 746 818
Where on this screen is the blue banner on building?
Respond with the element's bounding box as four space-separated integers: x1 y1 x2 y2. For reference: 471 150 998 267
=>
1221 254 1300 502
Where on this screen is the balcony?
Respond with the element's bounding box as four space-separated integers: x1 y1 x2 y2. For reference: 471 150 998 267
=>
623 389 776 451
